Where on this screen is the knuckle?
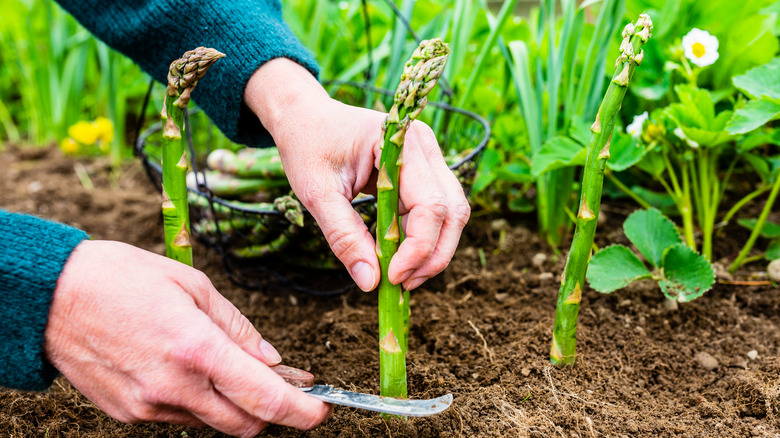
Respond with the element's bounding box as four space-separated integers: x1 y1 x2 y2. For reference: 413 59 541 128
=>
250 389 290 423
423 194 449 220
168 333 213 371
324 226 362 261
452 201 471 226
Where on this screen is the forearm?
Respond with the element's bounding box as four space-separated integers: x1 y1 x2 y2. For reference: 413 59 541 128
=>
53 0 320 147
0 210 89 390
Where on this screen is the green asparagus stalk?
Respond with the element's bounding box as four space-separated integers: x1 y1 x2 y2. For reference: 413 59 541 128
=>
161 47 224 265
377 39 450 399
550 15 652 367
187 170 289 198
232 224 298 257
207 147 287 179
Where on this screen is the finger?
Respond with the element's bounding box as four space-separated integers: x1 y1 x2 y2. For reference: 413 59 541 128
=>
191 331 331 430
401 151 470 290
387 138 449 285
175 270 281 366
183 388 269 437
307 193 380 292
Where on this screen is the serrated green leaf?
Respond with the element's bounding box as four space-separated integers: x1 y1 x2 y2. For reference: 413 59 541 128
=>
732 57 780 101
767 240 780 260
530 136 586 177
665 85 734 147
726 99 780 135
624 208 682 268
737 218 780 239
659 244 715 303
607 133 645 172
586 245 652 293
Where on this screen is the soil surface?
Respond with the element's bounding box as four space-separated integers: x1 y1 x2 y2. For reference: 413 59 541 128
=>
1 144 779 437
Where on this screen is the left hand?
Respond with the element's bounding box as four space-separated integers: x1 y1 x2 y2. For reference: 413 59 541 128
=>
244 58 470 292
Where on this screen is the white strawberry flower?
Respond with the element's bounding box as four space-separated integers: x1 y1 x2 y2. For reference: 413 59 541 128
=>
626 111 649 138
682 28 719 68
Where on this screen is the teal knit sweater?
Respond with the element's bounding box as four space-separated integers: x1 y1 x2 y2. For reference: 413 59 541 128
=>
1 0 319 391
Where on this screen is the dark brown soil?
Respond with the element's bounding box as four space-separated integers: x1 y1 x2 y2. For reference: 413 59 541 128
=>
1 144 779 437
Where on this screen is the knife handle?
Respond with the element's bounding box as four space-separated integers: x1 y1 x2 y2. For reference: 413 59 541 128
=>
270 364 315 388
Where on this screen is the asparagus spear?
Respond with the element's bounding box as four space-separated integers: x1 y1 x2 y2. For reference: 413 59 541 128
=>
187 170 289 198
161 47 224 265
550 15 652 367
207 147 287 179
377 39 450 399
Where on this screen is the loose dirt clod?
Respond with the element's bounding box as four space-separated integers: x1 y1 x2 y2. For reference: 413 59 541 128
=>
695 352 720 370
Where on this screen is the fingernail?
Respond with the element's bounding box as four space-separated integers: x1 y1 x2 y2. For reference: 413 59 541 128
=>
259 339 282 365
351 261 376 292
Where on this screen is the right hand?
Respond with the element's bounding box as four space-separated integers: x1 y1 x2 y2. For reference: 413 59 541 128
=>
44 240 330 437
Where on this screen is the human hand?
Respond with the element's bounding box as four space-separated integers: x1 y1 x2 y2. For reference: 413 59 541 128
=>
44 240 330 437
245 59 470 292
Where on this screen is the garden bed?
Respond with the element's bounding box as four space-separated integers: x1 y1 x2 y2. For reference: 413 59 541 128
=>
1 144 778 437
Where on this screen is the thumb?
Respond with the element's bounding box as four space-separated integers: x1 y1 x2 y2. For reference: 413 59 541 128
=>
184 273 283 366
308 194 380 292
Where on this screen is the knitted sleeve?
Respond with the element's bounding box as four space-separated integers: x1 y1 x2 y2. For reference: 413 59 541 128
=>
0 210 89 390
53 0 320 148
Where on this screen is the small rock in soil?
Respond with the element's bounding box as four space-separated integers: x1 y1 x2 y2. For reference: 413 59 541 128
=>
521 368 531 377
538 272 554 281
490 218 509 231
768 259 780 283
747 350 759 360
694 351 719 370
531 253 547 267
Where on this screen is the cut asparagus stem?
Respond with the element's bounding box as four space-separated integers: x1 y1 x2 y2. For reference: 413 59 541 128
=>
550 15 652 367
377 39 450 400
161 47 224 266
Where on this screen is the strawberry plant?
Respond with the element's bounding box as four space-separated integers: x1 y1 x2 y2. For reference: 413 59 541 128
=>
586 208 715 302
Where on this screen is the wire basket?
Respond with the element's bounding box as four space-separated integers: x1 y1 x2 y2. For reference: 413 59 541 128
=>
135 79 488 295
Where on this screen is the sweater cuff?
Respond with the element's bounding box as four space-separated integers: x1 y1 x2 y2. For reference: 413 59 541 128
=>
0 210 89 390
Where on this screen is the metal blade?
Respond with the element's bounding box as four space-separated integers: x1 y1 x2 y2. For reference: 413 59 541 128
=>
301 385 453 417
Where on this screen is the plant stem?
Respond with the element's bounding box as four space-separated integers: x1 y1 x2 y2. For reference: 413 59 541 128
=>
729 174 780 273
377 39 449 399
721 184 770 227
605 171 651 209
161 47 224 266
551 14 652 367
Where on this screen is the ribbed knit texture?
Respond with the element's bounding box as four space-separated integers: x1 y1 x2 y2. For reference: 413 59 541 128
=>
54 0 320 147
0 210 89 390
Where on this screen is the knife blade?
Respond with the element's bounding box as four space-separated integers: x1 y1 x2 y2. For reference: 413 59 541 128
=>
301 385 453 417
270 365 453 417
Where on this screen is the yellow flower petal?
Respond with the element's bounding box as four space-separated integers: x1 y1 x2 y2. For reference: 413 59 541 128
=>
60 138 80 155
68 120 100 145
94 117 115 144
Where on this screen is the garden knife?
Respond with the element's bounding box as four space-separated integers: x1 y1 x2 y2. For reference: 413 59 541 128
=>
271 365 453 417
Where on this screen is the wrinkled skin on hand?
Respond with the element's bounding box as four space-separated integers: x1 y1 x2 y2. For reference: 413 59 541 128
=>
45 240 330 437
245 58 470 293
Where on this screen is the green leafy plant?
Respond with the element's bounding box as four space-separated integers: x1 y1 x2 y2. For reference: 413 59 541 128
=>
550 13 651 367
587 208 715 301
726 57 780 135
